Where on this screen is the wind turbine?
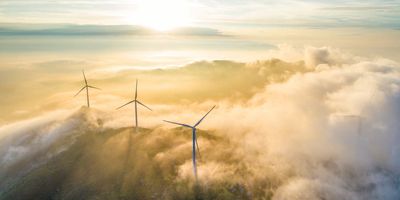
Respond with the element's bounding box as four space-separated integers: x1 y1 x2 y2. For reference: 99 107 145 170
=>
74 70 100 108
163 105 216 181
116 79 152 133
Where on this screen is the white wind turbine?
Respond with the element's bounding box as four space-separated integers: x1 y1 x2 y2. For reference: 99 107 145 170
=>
74 70 100 108
163 105 216 181
116 79 152 133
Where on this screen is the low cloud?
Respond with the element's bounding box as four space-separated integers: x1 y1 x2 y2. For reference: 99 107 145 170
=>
0 24 226 37
0 46 399 199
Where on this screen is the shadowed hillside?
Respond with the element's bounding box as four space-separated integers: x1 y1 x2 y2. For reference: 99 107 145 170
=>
0 108 254 200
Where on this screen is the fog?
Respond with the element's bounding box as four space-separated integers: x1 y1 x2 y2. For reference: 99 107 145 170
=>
0 46 399 200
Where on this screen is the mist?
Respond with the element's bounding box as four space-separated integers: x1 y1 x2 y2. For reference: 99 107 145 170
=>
0 46 399 200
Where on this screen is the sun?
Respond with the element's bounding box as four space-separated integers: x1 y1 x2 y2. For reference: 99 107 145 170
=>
129 0 192 31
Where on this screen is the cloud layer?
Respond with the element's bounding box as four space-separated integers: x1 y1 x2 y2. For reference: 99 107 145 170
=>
0 46 400 199
0 24 226 37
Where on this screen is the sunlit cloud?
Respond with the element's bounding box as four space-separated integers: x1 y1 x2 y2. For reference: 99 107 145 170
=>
1 46 400 199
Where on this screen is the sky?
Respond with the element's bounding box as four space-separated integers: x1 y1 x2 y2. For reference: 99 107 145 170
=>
1 2 400 198
0 0 399 29
0 0 399 61
0 0 400 123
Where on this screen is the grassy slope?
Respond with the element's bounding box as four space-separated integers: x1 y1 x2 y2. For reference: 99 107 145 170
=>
0 125 253 200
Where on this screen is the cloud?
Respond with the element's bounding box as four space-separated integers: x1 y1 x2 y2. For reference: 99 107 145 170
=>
0 24 226 37
167 27 227 37
304 46 360 69
1 0 400 29
0 46 400 199
0 24 153 36
320 6 396 11
202 47 400 199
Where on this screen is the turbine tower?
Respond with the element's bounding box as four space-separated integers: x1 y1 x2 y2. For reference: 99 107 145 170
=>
116 79 152 133
163 105 216 182
74 70 100 108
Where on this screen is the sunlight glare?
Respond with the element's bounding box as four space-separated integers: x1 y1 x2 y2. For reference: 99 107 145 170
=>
130 0 192 31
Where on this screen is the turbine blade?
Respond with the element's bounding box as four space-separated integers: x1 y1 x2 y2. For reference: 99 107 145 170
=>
163 120 192 128
74 86 86 97
135 79 138 100
116 100 135 110
136 100 152 111
194 105 216 127
88 85 101 90
82 70 88 85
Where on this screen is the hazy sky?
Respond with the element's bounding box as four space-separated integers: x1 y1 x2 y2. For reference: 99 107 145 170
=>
0 0 399 68
1 0 400 124
1 0 399 29
1 0 399 59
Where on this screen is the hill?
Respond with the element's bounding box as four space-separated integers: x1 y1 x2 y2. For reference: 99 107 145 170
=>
0 108 251 200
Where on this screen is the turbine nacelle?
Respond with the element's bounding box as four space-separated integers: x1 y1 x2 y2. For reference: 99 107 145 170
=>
116 99 152 111
116 79 152 132
163 105 216 181
74 85 101 97
163 105 216 129
74 70 100 108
